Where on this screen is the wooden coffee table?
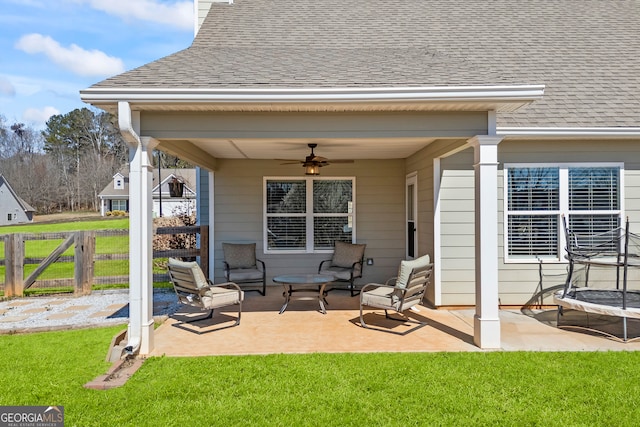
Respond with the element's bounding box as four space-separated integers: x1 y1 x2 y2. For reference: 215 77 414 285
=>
273 274 334 314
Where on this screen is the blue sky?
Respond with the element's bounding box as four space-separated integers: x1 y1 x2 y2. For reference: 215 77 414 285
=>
1 0 195 128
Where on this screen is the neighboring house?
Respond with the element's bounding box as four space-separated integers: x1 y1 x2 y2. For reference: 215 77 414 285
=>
0 175 35 225
98 168 196 217
80 0 640 353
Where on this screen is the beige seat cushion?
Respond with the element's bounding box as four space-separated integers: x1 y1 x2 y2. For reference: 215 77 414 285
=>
227 268 263 282
360 286 401 310
202 287 244 308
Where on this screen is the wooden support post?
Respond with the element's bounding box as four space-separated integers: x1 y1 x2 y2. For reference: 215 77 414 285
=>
5 234 24 297
74 231 95 296
199 225 209 277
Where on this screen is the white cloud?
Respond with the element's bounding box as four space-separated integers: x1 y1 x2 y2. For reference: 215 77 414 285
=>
0 77 16 97
81 0 193 31
15 33 125 77
22 106 60 126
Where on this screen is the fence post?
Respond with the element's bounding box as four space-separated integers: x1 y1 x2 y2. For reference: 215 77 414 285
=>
74 231 95 296
199 225 209 277
5 233 24 297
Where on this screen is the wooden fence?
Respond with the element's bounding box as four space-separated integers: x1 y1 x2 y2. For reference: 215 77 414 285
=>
1 226 208 297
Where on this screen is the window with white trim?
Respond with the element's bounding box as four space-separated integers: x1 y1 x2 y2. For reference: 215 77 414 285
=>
264 177 355 253
504 164 622 261
111 199 127 211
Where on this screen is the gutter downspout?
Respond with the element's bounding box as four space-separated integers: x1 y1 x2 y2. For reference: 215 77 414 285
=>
118 101 156 356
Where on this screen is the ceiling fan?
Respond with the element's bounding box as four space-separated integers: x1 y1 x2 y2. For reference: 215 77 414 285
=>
280 144 353 175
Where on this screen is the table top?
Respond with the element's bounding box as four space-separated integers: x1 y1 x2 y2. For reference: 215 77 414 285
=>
273 274 334 285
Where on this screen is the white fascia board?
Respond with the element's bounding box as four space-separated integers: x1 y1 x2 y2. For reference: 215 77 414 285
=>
80 85 545 105
498 127 640 137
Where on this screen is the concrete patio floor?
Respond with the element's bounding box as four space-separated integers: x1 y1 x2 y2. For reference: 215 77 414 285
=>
149 287 640 356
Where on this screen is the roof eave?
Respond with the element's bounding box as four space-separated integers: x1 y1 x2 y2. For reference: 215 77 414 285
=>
80 85 545 113
498 127 640 139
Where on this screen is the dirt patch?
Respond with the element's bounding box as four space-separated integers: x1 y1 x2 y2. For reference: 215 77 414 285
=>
84 356 145 390
33 212 104 223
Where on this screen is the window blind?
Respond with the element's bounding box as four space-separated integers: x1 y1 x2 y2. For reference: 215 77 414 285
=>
266 178 354 252
507 167 559 211
568 167 619 211
505 165 621 261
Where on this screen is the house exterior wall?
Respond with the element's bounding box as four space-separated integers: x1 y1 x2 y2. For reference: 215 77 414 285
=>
405 139 469 304
174 109 488 289
140 111 489 140
438 139 640 306
196 167 210 226
153 198 196 218
154 180 196 217
0 182 31 225
209 158 406 286
438 147 476 305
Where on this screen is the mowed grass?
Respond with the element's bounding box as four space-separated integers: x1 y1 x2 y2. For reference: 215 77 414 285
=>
0 219 129 258
1 326 640 426
0 218 129 235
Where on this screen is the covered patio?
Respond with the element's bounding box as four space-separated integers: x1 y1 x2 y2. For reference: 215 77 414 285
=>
149 290 640 356
79 0 640 357
91 96 536 356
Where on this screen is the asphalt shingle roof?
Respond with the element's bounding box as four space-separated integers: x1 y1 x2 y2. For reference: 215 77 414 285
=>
90 0 640 128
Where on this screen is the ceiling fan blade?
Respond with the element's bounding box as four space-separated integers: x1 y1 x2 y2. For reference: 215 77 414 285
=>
278 144 354 167
326 159 354 163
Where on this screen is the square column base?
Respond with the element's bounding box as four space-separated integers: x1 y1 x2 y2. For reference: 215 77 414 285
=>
139 320 155 355
473 315 501 349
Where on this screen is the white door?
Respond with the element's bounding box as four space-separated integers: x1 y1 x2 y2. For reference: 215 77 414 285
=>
406 173 418 259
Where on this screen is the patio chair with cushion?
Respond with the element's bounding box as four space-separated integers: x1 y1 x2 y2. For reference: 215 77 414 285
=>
222 242 267 296
359 254 432 334
318 241 366 296
168 257 243 333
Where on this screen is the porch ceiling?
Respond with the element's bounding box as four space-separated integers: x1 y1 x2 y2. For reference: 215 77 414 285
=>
157 136 440 163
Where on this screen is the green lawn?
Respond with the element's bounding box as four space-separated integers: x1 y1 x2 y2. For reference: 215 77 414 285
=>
0 220 129 259
0 218 130 234
1 326 639 426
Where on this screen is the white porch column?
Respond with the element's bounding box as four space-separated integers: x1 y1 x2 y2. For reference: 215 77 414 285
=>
469 135 503 349
118 100 158 356
127 136 158 355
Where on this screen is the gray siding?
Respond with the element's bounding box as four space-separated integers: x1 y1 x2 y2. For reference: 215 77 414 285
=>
405 139 469 303
196 167 210 226
141 111 488 141
196 134 640 305
497 139 640 305
437 139 640 306
438 148 476 305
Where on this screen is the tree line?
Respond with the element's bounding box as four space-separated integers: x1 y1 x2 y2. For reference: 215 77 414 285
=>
0 108 128 214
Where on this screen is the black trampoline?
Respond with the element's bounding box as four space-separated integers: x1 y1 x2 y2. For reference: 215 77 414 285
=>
555 217 640 342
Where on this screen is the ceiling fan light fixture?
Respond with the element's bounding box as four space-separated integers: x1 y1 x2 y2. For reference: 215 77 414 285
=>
304 162 321 175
